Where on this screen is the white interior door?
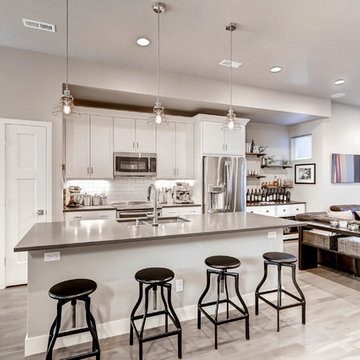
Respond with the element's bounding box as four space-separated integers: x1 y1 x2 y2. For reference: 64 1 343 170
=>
135 119 156 153
5 124 48 286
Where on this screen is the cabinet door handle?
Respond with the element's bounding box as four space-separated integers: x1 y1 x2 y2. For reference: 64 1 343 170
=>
87 167 89 175
266 210 269 213
137 141 139 149
226 144 228 151
100 215 109 218
174 168 176 176
283 209 286 212
296 208 299 211
133 141 135 149
74 216 82 219
91 167 94 175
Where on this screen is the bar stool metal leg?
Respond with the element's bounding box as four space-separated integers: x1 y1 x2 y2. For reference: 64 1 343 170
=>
130 282 143 346
291 263 306 325
197 269 212 330
165 283 182 359
277 264 282 331
46 301 63 360
160 286 169 333
214 273 221 349
84 297 100 359
224 271 230 319
255 261 269 316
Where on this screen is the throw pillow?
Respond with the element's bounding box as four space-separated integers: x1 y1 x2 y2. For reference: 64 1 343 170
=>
327 210 354 221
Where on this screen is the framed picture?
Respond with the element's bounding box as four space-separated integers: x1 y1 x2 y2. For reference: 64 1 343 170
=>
295 163 316 184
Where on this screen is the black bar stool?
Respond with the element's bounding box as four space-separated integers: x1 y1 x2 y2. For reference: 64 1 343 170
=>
46 278 100 360
197 255 249 349
255 251 306 331
130 267 182 360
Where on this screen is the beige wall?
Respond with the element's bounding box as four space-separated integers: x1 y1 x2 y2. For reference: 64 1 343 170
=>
0 45 332 220
290 102 360 212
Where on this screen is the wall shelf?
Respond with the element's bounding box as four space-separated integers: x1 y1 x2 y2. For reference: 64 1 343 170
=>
261 185 293 189
247 175 266 179
261 164 292 169
246 152 266 157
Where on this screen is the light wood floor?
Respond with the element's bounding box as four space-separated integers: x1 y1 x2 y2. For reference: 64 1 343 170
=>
2 241 360 359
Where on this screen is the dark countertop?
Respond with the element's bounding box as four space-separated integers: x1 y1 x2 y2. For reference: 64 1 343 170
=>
247 201 306 207
63 203 201 212
15 212 305 252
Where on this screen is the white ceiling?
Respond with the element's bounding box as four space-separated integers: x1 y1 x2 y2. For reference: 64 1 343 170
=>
1 0 360 106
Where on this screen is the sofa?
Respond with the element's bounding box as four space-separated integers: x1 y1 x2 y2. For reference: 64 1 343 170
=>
296 204 360 224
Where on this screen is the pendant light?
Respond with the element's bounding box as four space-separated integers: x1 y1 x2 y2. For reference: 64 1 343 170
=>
223 23 240 130
53 0 79 118
147 2 168 126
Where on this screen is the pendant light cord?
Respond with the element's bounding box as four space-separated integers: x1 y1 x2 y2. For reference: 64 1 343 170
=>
65 0 69 90
229 26 232 112
157 4 161 105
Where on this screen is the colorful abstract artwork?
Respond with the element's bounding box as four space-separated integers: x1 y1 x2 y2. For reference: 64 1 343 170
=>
331 153 360 183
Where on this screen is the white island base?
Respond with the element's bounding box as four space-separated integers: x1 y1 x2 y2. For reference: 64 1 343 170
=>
25 227 283 356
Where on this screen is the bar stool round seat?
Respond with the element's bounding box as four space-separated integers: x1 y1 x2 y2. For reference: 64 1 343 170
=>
49 279 97 300
135 267 174 284
205 255 241 269
263 252 297 264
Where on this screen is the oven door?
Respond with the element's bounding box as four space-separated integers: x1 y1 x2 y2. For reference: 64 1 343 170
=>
114 153 156 177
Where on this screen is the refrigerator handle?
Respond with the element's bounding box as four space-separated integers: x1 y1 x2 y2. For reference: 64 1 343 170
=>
224 161 231 211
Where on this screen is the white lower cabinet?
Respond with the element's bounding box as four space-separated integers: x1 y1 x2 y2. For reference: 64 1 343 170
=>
259 206 277 217
247 203 306 217
162 206 201 217
64 210 116 222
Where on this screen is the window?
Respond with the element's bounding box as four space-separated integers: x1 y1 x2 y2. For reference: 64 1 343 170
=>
291 134 312 160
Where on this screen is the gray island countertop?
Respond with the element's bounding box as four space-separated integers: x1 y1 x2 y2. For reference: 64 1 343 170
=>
15 212 305 252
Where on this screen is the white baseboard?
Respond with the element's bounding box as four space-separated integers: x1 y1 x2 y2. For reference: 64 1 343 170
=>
25 292 276 357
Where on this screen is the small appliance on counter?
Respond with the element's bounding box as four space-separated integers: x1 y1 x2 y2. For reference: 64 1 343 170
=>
173 182 193 204
66 186 83 208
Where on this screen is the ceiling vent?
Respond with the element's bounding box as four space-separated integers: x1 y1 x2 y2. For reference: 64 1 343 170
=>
22 18 56 32
219 59 242 69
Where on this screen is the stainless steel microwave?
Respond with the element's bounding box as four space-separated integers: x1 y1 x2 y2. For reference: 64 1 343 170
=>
113 152 157 177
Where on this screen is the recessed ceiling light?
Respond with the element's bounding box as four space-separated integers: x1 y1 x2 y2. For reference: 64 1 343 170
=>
270 66 282 73
334 79 346 85
219 59 242 69
331 92 346 99
136 37 151 47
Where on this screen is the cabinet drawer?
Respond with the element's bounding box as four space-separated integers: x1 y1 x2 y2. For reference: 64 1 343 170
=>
246 206 260 214
64 210 116 221
162 206 201 217
290 204 306 216
259 206 277 217
276 205 292 217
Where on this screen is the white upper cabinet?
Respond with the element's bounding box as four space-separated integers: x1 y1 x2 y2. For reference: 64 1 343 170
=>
114 117 156 153
66 114 113 179
135 119 156 153
90 116 114 178
201 121 246 156
114 117 136 152
66 114 90 179
157 121 194 179
224 127 245 156
202 122 224 155
157 123 176 178
175 122 193 179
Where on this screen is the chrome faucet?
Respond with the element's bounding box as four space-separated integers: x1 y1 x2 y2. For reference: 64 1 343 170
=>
147 184 158 226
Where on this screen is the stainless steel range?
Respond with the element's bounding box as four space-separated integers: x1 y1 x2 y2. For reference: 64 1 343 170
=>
112 201 162 220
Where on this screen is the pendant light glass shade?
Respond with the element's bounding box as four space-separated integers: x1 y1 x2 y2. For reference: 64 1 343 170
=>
222 23 241 130
147 2 168 126
53 0 79 119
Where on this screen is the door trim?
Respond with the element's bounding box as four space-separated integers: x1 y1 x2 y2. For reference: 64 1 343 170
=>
0 118 52 289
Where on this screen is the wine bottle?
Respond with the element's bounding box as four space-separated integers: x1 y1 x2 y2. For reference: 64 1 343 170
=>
246 189 250 203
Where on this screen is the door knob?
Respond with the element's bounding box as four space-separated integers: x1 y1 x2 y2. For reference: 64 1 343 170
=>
35 210 45 215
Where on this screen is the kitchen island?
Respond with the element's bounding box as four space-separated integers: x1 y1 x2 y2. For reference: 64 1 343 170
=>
15 212 303 356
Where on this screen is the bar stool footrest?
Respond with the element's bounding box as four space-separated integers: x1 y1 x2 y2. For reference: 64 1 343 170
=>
61 349 100 360
57 327 91 338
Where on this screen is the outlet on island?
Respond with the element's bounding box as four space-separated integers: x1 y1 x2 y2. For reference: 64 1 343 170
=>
176 279 183 292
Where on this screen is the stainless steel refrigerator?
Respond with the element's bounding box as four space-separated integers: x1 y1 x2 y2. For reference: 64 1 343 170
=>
203 156 246 213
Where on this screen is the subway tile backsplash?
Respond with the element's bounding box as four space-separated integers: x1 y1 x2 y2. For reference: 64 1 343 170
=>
65 178 195 204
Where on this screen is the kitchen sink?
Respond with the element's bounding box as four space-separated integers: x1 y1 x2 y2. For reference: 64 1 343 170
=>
117 216 191 226
156 217 191 224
